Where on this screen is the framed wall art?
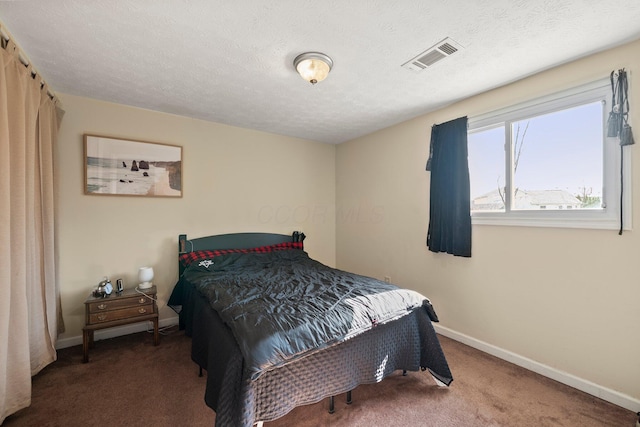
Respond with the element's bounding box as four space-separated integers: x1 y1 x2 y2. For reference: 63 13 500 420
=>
84 134 182 197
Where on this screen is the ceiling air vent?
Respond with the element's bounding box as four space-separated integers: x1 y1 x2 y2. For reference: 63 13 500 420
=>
402 37 463 72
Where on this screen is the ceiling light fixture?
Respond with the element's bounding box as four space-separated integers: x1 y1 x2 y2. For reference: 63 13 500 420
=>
294 52 333 85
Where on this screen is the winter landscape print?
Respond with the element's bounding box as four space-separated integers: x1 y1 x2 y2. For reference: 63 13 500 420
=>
84 135 182 197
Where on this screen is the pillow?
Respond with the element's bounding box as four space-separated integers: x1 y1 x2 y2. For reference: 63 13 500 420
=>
266 241 304 251
179 241 303 267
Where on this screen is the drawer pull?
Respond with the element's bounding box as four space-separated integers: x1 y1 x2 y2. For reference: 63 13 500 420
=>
138 308 147 314
97 314 107 321
138 298 146 304
98 303 107 310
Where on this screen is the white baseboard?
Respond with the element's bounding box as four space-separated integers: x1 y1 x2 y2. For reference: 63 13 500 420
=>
55 316 179 350
434 324 640 413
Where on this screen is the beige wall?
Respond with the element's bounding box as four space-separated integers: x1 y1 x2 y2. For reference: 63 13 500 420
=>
56 94 336 340
336 40 640 403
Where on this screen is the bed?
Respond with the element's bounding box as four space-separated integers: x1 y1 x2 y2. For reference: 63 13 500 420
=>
168 232 452 426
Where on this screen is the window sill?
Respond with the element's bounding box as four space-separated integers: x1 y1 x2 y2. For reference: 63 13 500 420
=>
471 212 631 231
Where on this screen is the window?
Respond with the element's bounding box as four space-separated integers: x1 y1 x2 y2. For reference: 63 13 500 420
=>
468 79 631 230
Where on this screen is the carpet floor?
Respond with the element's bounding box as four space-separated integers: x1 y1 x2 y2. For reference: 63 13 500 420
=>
3 326 636 426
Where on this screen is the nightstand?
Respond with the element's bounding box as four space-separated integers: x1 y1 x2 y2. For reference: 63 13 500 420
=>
82 286 159 362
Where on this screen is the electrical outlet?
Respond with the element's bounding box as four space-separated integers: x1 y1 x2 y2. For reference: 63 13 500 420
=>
384 276 391 283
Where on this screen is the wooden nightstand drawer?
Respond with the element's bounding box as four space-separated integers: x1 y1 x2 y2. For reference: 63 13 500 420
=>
89 304 155 324
88 295 151 313
83 285 159 362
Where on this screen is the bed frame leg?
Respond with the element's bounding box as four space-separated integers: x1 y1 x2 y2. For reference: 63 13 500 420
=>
346 390 352 405
403 370 407 376
328 396 335 414
199 366 203 377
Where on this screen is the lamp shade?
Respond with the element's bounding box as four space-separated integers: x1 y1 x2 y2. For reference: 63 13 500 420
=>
294 52 333 84
138 267 154 289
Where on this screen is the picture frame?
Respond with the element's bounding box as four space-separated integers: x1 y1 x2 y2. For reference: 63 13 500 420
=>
84 134 182 197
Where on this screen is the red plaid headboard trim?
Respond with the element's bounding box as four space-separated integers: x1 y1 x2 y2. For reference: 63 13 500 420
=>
179 241 303 267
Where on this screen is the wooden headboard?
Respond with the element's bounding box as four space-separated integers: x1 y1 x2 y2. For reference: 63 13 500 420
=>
179 232 295 254
178 232 299 275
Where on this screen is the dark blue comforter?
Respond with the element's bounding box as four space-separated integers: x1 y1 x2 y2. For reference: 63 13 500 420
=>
175 249 433 380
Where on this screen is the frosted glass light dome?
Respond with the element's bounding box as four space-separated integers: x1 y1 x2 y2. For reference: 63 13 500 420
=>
294 52 333 84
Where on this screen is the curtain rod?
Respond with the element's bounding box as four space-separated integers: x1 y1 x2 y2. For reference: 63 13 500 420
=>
0 24 57 101
0 26 30 67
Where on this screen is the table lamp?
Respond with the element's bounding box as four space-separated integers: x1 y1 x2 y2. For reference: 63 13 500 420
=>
138 266 154 290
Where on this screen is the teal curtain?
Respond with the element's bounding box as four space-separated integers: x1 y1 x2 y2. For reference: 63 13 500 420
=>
426 116 471 257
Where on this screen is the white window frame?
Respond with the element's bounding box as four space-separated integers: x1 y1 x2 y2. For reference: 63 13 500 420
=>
468 78 632 230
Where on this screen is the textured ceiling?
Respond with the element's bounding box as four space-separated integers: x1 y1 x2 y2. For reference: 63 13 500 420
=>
1 1 640 144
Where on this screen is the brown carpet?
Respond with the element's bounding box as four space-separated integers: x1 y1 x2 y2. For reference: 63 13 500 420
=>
3 327 635 427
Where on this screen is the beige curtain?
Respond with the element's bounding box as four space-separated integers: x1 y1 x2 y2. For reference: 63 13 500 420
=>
0 38 63 423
